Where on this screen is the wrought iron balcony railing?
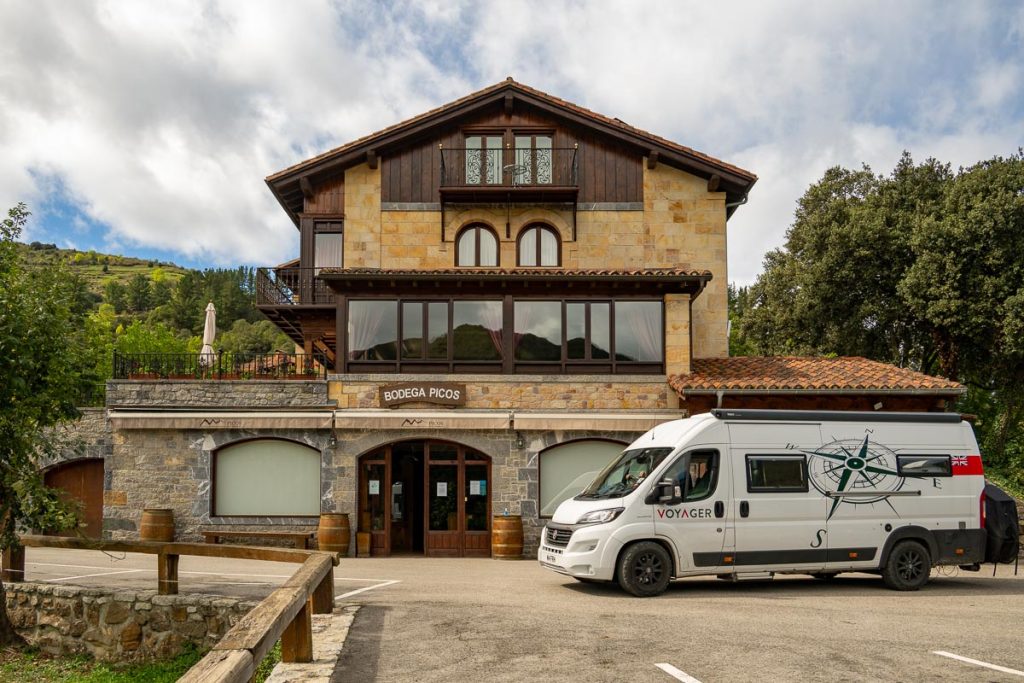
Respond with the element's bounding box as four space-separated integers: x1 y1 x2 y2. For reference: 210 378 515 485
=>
440 147 578 188
112 351 328 380
256 267 336 306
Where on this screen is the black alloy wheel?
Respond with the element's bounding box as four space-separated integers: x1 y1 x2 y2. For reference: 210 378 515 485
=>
882 540 931 591
618 541 672 597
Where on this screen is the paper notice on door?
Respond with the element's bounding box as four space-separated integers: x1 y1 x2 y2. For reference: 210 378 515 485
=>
369 480 380 495
470 480 485 496
437 482 447 497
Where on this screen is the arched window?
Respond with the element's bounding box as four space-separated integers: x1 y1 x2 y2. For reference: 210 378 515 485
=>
214 439 321 516
518 224 560 266
539 439 626 516
455 224 499 267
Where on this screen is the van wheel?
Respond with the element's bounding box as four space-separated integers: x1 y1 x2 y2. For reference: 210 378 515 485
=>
882 540 931 591
617 542 671 597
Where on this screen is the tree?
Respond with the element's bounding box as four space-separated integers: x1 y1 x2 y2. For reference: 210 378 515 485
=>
104 279 128 313
126 273 152 312
216 319 295 359
1 204 80 644
741 151 1024 477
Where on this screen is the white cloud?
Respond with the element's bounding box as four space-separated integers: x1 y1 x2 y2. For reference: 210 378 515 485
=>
0 0 1020 283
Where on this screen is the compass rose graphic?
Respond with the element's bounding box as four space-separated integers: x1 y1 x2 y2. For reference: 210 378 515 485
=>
803 436 905 520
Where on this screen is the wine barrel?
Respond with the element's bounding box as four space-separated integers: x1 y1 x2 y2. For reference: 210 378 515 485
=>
317 513 351 555
139 508 174 542
492 515 523 559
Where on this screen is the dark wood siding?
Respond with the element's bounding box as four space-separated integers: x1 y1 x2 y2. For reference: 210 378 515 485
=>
304 174 345 214
381 102 642 204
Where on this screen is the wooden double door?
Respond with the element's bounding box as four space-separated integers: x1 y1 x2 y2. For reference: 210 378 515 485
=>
43 459 104 538
359 440 491 557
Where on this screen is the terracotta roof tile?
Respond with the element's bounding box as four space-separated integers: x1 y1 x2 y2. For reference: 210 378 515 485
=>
319 267 711 278
669 357 963 394
267 78 756 182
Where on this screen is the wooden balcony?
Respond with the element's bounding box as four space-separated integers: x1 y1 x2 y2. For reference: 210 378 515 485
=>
256 267 336 306
439 146 579 203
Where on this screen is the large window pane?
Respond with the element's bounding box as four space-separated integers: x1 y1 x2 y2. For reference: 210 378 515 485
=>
614 301 662 362
215 440 320 516
429 465 458 531
314 232 343 273
465 464 488 531
427 302 448 359
453 301 502 360
401 302 423 358
515 301 562 361
540 440 624 516
591 303 610 359
566 303 585 360
348 300 398 360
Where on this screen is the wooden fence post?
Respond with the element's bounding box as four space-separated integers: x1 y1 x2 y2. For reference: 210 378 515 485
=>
1 546 25 583
281 599 313 663
311 565 334 614
158 552 179 595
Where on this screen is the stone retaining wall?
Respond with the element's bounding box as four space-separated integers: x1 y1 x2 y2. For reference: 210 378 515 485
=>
4 583 255 662
106 380 332 408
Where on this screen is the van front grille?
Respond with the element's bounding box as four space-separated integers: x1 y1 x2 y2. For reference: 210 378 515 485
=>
545 527 573 548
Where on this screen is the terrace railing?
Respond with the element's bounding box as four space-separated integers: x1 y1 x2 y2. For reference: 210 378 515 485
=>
256 267 336 306
112 351 328 380
440 147 579 188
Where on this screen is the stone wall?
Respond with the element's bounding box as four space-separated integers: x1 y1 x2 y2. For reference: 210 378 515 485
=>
39 408 111 470
106 427 335 541
329 374 678 410
4 583 254 662
106 380 331 409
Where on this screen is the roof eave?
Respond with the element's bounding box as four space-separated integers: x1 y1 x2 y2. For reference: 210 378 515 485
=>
674 387 966 397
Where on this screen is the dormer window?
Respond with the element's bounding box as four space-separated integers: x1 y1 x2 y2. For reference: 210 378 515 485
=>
518 224 559 267
456 224 499 267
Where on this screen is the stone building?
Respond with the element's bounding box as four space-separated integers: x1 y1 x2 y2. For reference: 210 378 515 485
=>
53 80 963 556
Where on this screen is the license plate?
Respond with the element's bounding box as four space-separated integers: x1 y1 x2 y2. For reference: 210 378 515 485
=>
546 554 557 563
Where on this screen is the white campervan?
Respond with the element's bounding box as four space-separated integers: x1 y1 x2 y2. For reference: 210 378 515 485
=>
539 409 988 596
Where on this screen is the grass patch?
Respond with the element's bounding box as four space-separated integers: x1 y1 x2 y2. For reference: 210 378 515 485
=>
253 641 282 683
0 643 203 683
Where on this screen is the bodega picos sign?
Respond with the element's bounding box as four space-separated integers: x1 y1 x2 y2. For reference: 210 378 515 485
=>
379 382 467 408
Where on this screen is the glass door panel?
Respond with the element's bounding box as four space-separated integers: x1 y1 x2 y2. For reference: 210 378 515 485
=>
464 464 488 532
429 465 458 530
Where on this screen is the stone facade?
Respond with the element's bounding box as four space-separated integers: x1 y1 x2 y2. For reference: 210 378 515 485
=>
4 582 254 662
329 374 678 410
106 380 331 409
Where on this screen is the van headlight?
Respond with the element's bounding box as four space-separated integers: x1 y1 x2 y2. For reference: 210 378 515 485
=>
576 508 625 525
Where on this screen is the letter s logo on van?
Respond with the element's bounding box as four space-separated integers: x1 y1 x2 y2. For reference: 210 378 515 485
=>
657 508 712 520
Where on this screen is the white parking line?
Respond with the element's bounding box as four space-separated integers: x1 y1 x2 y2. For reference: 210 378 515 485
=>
336 579 401 600
44 569 143 583
655 663 702 682
932 651 1024 677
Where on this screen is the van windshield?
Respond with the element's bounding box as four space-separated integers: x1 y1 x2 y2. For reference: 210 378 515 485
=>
577 447 674 500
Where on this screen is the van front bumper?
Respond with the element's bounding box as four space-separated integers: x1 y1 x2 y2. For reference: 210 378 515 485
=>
537 523 621 581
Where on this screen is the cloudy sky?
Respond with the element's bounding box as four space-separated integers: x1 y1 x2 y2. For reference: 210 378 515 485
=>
2 1 1022 284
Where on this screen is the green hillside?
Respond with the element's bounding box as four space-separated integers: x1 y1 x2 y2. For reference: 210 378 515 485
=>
17 241 190 297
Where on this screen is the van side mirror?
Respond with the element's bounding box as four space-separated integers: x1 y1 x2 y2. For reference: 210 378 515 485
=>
646 479 681 505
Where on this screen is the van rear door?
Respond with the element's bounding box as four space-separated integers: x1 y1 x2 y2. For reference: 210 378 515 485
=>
727 423 827 573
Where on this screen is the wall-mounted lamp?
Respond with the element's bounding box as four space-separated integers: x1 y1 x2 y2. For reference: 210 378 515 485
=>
514 431 526 450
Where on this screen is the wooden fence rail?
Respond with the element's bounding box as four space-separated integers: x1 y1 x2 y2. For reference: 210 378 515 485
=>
3 535 340 682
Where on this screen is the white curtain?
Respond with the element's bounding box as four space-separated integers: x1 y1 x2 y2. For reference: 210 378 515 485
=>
349 301 393 360
539 228 558 265
519 229 537 266
315 233 343 273
479 229 498 266
458 230 476 265
617 302 662 361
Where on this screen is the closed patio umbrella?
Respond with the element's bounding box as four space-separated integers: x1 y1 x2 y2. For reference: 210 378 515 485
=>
199 301 217 367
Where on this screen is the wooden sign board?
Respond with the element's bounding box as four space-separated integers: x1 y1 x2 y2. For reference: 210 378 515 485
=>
379 382 467 408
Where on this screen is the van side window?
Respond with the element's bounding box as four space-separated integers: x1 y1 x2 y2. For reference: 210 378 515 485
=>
897 455 952 477
746 455 808 493
661 450 719 502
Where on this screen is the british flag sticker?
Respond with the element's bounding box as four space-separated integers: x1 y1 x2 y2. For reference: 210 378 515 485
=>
952 454 983 475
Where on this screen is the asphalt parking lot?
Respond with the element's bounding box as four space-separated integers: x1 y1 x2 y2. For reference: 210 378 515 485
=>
14 548 1024 682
